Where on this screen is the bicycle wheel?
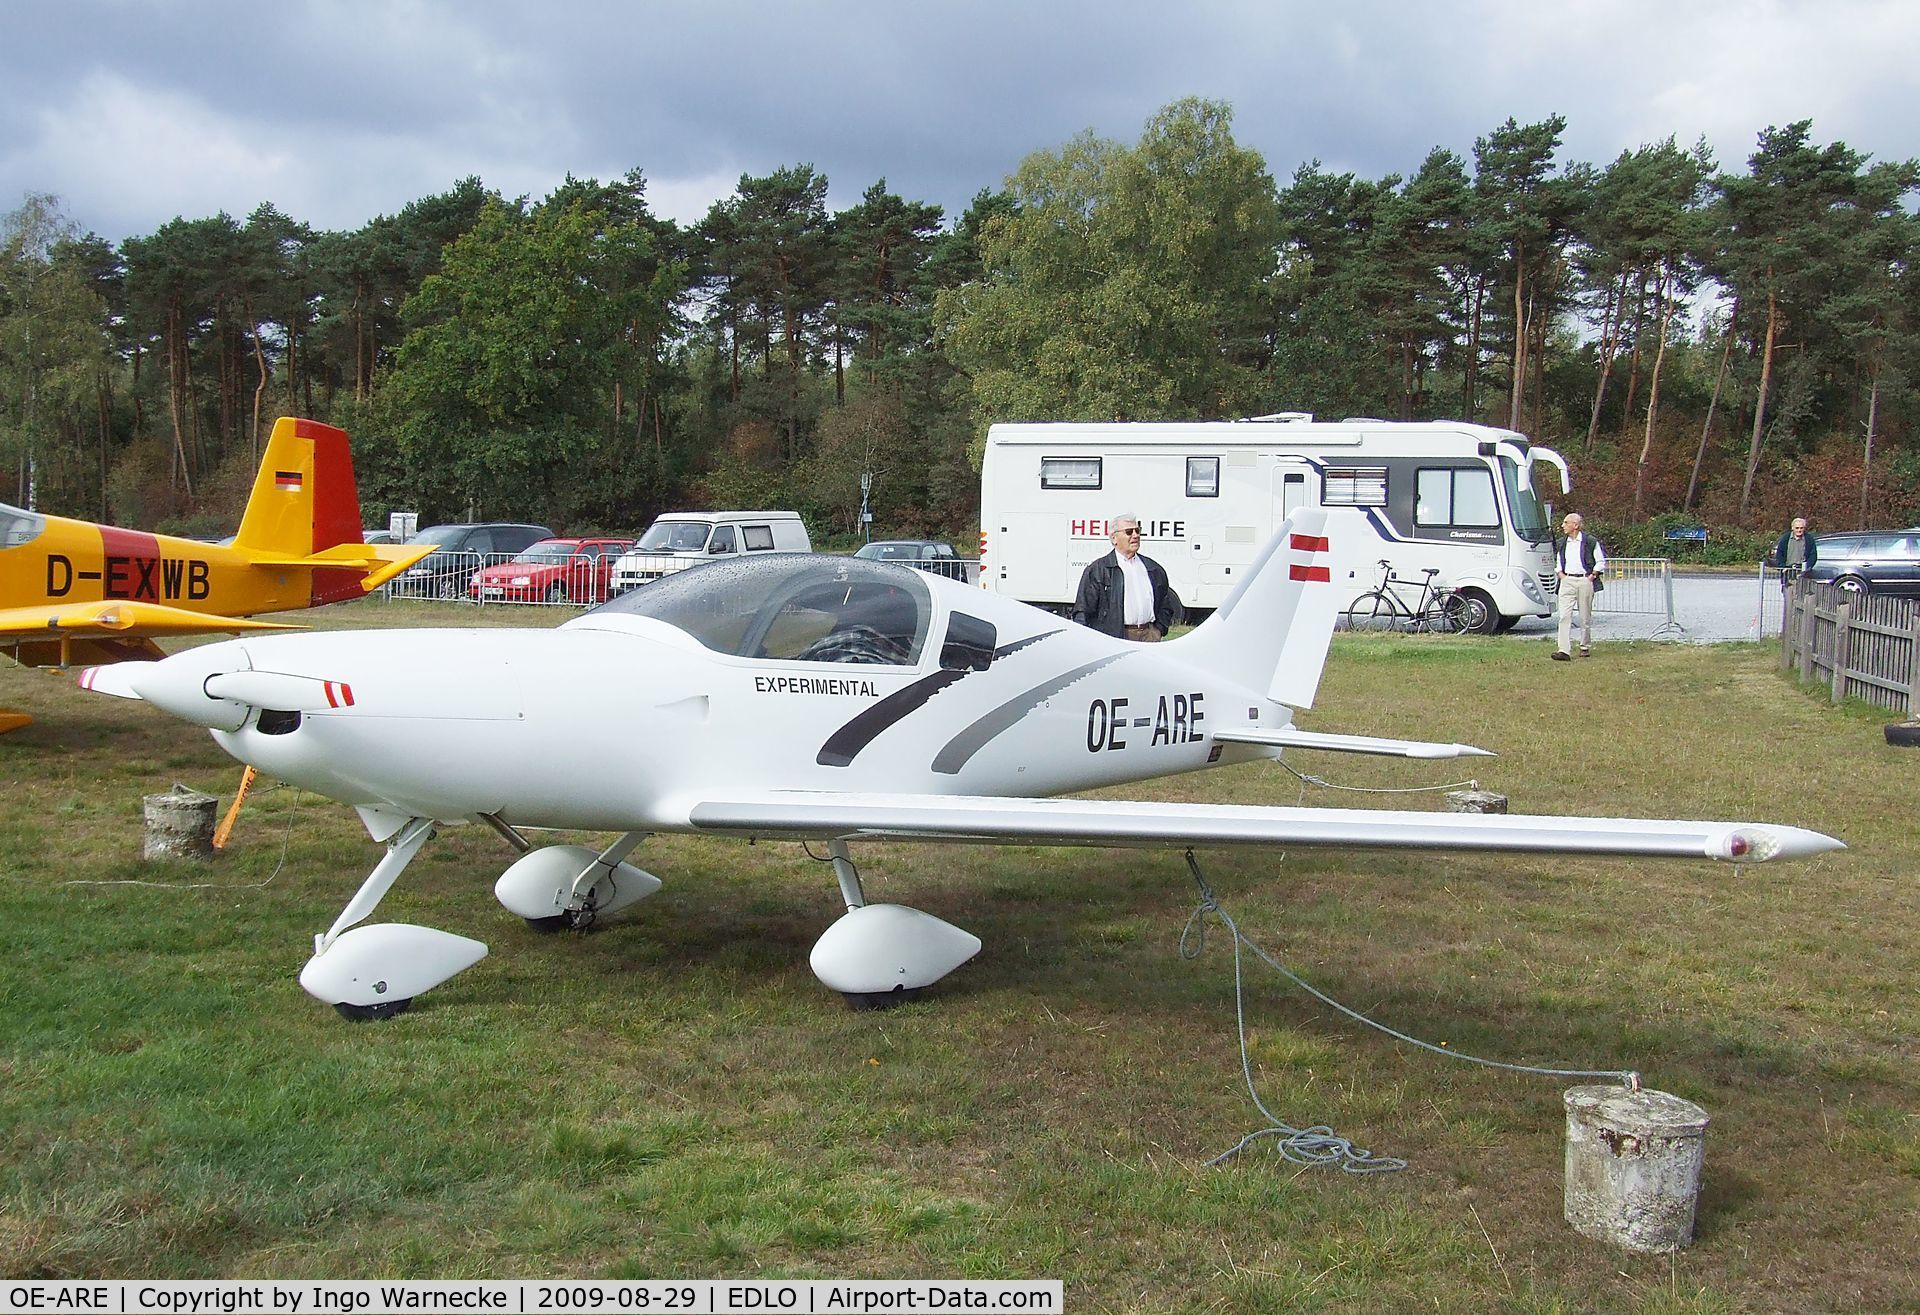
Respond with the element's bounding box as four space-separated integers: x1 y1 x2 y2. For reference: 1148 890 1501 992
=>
1345 591 1401 633
1451 591 1495 635
1420 595 1463 634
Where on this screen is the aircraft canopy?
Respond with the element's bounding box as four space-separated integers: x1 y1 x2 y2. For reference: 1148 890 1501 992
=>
588 554 934 666
0 503 45 549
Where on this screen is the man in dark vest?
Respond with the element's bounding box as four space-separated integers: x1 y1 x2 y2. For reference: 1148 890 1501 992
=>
1072 513 1177 641
1552 512 1607 660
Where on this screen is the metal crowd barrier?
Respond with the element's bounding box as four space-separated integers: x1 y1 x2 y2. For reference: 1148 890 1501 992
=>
894 558 981 585
1754 566 1793 638
379 551 617 607
378 552 984 605
1593 557 1683 637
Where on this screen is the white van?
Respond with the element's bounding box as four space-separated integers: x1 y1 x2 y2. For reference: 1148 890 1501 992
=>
978 415 1571 633
608 511 810 595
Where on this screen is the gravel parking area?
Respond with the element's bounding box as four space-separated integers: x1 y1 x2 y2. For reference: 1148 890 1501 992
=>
1507 569 1783 645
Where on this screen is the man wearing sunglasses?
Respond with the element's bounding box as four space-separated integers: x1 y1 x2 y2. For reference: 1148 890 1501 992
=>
1071 514 1178 641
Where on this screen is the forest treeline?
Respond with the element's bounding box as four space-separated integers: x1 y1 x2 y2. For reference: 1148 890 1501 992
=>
2 98 1916 548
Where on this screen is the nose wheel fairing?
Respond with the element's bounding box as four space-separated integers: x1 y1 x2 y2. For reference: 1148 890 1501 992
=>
299 817 492 1018
300 923 487 1020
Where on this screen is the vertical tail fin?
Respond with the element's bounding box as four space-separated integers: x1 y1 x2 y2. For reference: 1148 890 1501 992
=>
232 418 363 556
1169 507 1352 709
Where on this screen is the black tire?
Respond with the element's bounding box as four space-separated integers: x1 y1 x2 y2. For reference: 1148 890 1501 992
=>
1885 721 1920 747
545 580 568 604
1494 614 1522 633
333 998 412 1022
1451 590 1498 636
843 986 922 1011
1834 575 1868 596
1345 592 1400 633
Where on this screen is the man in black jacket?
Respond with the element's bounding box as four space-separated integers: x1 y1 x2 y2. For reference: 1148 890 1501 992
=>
1072 514 1177 641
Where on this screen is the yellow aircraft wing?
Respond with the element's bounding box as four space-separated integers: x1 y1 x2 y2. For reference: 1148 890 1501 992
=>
0 601 299 668
0 600 304 637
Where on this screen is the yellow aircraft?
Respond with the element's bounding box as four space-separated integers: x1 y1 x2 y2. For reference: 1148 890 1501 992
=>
1 416 433 732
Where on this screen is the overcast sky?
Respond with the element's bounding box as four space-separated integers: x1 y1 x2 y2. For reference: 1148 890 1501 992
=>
6 0 1918 244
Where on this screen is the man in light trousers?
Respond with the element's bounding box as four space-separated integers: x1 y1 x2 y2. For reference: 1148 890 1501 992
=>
1553 512 1607 660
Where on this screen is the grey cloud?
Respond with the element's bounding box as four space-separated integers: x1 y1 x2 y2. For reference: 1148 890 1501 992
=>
4 0 1917 243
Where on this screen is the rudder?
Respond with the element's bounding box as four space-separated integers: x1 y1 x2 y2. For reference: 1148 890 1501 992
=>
1168 507 1353 709
233 418 363 556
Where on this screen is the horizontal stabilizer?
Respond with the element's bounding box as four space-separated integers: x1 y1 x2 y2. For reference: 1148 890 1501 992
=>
1215 726 1495 759
686 790 1844 864
239 542 436 591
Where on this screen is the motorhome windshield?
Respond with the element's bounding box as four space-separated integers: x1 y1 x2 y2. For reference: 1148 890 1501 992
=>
1501 459 1552 543
636 521 712 552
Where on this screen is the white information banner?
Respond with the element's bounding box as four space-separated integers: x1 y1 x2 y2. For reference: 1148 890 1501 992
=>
0 1280 1062 1315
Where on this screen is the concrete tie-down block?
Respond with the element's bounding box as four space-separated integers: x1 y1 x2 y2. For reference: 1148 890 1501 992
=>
1564 1084 1710 1252
142 784 219 861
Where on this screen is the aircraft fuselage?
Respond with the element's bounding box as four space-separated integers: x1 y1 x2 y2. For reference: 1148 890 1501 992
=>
156 601 1283 830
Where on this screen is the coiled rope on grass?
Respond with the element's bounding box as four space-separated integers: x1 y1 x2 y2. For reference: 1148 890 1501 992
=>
1180 850 1638 1175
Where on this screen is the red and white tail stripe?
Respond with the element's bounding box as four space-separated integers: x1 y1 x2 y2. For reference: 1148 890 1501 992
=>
322 680 355 708
1288 533 1331 583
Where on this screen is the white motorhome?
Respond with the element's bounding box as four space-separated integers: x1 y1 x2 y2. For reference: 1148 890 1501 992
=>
608 510 811 595
978 415 1571 633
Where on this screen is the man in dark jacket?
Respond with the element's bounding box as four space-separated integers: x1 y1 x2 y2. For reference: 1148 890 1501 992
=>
1774 517 1816 584
1072 514 1177 641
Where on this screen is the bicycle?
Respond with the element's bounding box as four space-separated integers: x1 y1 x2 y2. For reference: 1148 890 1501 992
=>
1344 560 1485 634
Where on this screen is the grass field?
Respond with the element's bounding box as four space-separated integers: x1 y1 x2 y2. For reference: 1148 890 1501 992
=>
1 602 1915 1312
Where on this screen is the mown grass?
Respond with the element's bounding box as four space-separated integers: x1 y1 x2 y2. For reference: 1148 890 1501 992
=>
2 606 1915 1312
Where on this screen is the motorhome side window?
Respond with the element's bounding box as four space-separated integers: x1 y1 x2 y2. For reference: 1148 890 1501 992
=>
1415 467 1499 528
743 526 774 551
1040 457 1102 490
1323 467 1388 507
709 526 738 554
1186 457 1220 497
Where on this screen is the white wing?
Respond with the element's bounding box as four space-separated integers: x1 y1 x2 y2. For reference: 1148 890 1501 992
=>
685 791 1842 863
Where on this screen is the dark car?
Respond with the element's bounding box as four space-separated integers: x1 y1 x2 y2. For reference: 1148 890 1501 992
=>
393 522 555 598
853 539 976 583
1791 529 1920 598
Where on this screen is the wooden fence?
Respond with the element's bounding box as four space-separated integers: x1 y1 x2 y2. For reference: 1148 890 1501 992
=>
1780 579 1920 714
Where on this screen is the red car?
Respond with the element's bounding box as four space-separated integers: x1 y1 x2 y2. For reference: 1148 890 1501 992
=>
468 538 633 604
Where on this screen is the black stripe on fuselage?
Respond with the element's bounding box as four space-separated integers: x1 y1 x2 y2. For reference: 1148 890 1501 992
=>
814 629 1066 768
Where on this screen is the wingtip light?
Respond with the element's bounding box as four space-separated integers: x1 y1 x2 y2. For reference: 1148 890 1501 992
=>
1718 826 1846 862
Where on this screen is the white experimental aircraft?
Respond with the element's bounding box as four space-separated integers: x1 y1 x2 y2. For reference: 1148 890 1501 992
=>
80 509 1841 1019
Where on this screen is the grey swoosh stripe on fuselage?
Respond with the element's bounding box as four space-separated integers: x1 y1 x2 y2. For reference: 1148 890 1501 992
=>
930 654 1123 775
